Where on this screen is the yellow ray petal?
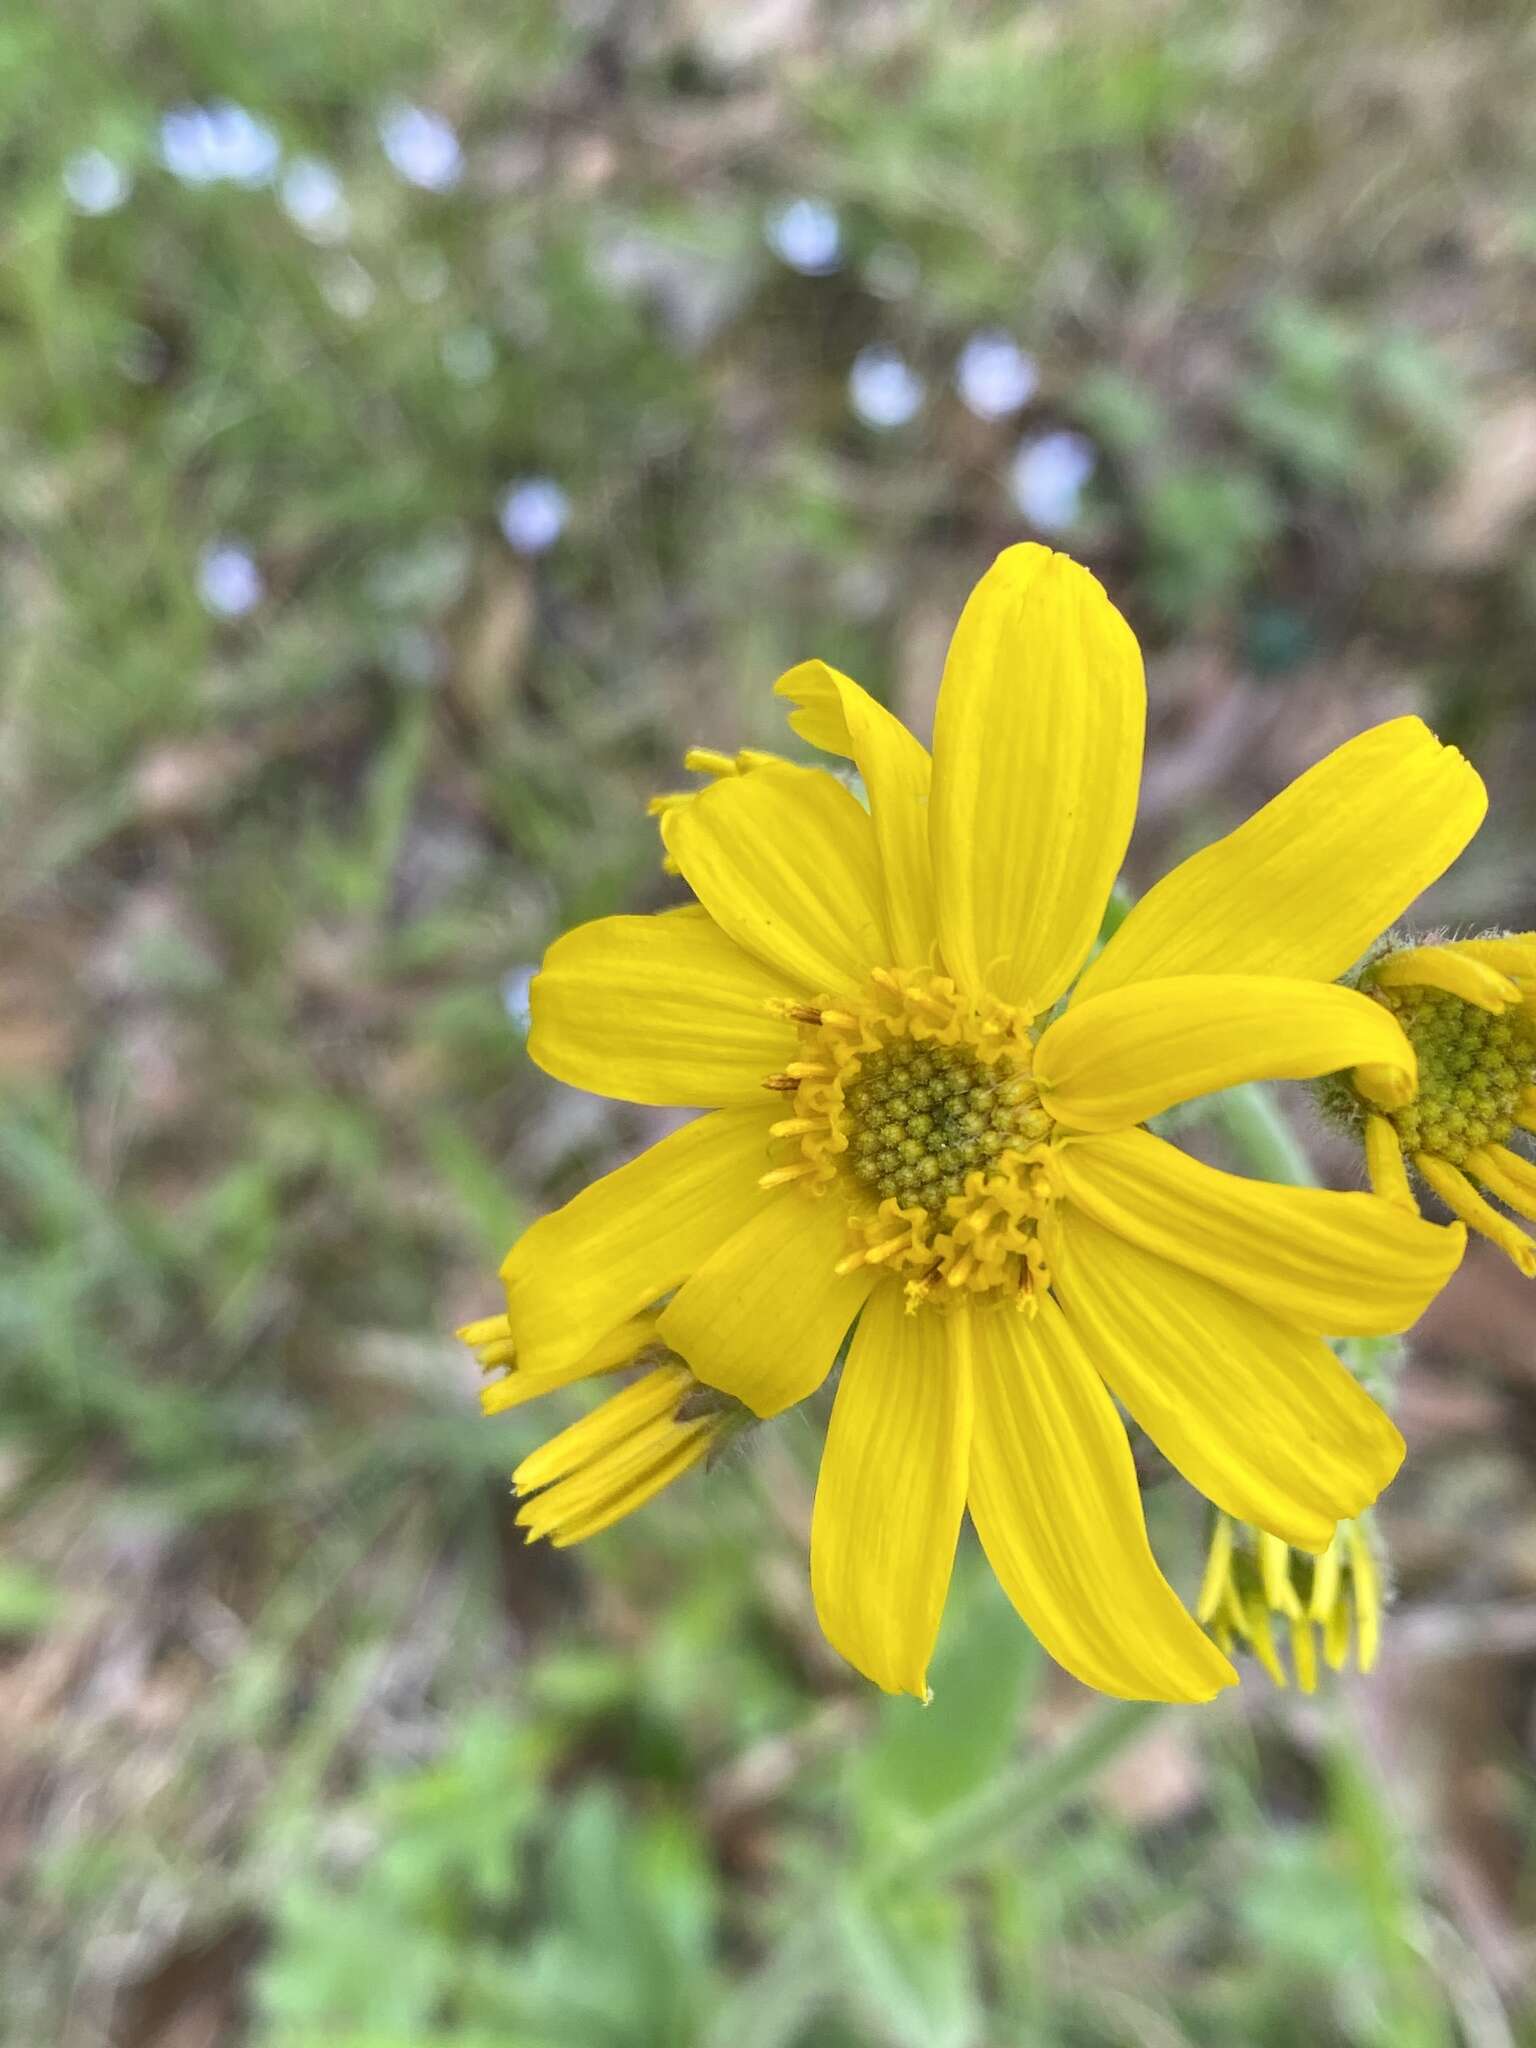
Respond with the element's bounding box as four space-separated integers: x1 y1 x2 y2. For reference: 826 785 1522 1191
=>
1290 1617 1319 1693
661 761 889 997
1055 1127 1465 1336
810 1285 971 1699
1414 1152 1536 1275
480 1314 660 1415
962 1296 1235 1703
1309 1533 1343 1622
502 1108 772 1377
1441 933 1536 988
1035 975 1416 1132
1047 1207 1403 1549
1465 1143 1536 1223
658 1188 875 1417
774 660 937 965
1241 1591 1288 1687
1258 1531 1301 1617
1370 945 1519 1012
929 546 1144 1013
528 912 799 1106
1076 717 1486 1002
514 1363 692 1493
1347 1522 1383 1672
540 1430 716 1546
1363 1114 1416 1214
1197 1514 1234 1623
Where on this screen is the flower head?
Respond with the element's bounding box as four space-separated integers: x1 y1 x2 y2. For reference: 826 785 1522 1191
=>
1324 934 1536 1274
479 545 1480 1703
460 1310 751 1546
1198 1513 1383 1691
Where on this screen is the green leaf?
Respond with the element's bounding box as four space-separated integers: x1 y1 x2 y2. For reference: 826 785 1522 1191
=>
854 1540 1042 1824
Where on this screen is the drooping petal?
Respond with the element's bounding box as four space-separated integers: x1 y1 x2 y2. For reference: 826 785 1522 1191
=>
1362 1115 1416 1213
480 1314 659 1415
1055 1127 1465 1336
1036 975 1417 1133
1047 1206 1404 1550
513 1365 719 1547
1370 945 1519 1012
1414 1152 1536 1276
502 1108 772 1376
1077 717 1486 1002
514 1362 692 1494
661 761 889 996
809 1284 971 1699
528 912 797 1106
1445 933 1536 990
658 1188 875 1416
775 659 937 965
929 545 1144 1013
963 1297 1235 1702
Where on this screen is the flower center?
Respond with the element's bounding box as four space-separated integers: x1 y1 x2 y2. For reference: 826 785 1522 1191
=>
761 968 1056 1311
1373 983 1536 1166
842 1043 1043 1211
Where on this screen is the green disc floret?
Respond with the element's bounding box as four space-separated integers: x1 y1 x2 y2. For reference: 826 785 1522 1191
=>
1372 982 1536 1165
840 1040 1048 1217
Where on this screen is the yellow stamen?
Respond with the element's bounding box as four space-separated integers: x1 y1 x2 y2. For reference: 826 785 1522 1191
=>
758 1162 819 1190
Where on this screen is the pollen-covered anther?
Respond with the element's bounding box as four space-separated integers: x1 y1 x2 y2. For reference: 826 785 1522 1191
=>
760 965 1056 1308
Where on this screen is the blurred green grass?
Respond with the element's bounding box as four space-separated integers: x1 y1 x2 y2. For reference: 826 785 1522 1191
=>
4 1 1536 2043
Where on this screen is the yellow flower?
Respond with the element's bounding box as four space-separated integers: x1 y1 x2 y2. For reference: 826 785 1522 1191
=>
494 544 1478 1703
1329 934 1536 1274
1198 1513 1383 1691
459 1310 750 1545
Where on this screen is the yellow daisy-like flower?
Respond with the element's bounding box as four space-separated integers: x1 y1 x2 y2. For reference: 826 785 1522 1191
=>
494 544 1478 1704
1198 1513 1383 1691
1331 934 1536 1274
460 1310 751 1545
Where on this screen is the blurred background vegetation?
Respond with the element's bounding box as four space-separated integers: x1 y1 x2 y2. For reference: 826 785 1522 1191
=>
4 1 1536 2042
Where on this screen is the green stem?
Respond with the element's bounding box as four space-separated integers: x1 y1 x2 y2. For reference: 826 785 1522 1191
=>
1213 1081 1317 1188
871 1695 1161 1894
708 1700 1162 2048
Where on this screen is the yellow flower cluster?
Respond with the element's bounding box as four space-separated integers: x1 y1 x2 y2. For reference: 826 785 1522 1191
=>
460 546 1488 1703
1199 1514 1382 1691
1331 936 1536 1273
